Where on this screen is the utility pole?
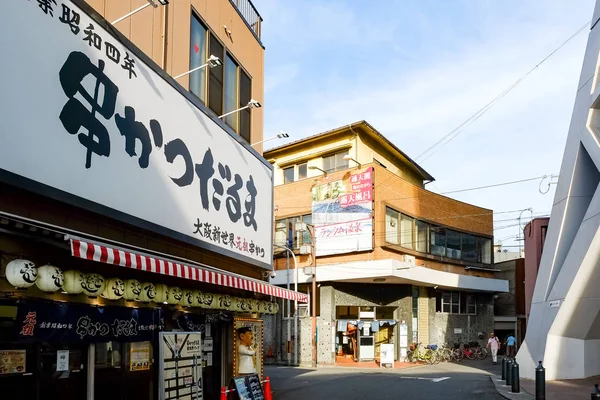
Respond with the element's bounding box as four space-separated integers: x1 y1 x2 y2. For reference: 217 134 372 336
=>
309 224 317 368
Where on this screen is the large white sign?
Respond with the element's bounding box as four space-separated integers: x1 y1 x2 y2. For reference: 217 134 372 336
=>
0 0 273 268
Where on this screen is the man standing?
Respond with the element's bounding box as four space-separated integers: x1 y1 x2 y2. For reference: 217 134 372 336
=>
505 334 517 358
486 332 500 365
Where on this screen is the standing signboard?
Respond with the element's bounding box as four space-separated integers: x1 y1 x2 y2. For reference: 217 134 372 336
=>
0 0 273 269
159 332 203 400
379 344 395 368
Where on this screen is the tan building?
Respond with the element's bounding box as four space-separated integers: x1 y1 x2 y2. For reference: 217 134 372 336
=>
0 1 303 399
265 121 508 365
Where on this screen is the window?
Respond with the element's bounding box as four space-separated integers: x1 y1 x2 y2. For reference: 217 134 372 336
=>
223 54 238 130
461 234 478 262
400 214 414 249
438 292 476 315
239 70 251 142
283 167 295 184
323 151 349 173
460 294 476 314
479 237 492 264
208 34 224 116
298 163 308 180
189 15 207 103
415 220 429 253
442 292 460 314
446 230 461 259
274 214 311 250
385 208 399 245
430 226 446 256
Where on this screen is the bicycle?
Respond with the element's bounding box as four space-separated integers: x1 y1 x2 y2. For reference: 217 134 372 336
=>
406 342 437 364
436 343 457 362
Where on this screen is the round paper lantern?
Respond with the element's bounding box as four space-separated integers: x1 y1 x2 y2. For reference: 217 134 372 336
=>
154 284 168 303
200 291 216 309
272 302 280 314
216 294 232 310
264 301 275 314
35 265 63 292
249 299 260 313
139 282 157 303
167 286 182 305
180 289 194 307
81 273 105 297
62 270 84 294
124 279 141 301
102 278 125 300
259 301 269 314
5 259 37 288
191 290 202 307
234 297 251 312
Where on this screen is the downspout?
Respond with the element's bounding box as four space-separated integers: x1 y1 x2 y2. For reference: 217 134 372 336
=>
161 3 168 70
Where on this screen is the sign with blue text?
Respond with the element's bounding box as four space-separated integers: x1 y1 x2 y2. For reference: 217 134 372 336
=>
0 0 273 268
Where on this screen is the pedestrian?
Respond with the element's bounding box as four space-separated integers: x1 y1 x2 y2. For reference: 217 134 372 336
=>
505 334 517 358
486 332 500 365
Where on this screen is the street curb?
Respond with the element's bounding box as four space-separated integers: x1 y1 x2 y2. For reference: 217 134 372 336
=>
489 375 534 400
316 363 427 371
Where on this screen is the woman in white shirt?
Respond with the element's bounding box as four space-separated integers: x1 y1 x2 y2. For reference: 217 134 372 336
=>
237 327 257 374
486 332 500 365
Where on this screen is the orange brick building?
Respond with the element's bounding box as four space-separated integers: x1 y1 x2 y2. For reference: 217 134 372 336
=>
265 121 508 365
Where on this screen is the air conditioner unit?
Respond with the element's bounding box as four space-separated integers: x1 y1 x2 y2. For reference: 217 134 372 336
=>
299 245 312 255
403 255 416 265
297 303 310 318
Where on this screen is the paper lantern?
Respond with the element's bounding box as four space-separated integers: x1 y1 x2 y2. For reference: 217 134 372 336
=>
180 289 194 307
139 282 157 303
234 297 251 312
191 290 202 307
249 299 260 313
154 284 168 303
102 278 125 300
124 279 141 301
5 259 37 288
167 286 182 305
200 291 216 309
264 302 275 314
259 301 270 314
35 265 63 292
62 270 84 294
272 302 280 314
81 273 105 297
216 294 232 310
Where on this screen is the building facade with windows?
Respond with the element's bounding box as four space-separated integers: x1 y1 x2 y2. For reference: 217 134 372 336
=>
265 121 508 365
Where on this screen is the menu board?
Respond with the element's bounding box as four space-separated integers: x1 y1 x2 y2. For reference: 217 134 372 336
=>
159 332 203 400
130 341 151 371
0 350 26 375
247 374 265 400
231 374 264 400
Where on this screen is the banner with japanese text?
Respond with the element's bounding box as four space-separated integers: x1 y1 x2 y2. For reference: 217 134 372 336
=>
311 167 374 256
0 0 273 268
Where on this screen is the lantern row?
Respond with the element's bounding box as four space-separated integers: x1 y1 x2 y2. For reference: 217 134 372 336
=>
4 259 280 314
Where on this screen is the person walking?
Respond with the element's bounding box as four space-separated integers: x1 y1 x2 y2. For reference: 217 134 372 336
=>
505 334 517 358
486 332 500 365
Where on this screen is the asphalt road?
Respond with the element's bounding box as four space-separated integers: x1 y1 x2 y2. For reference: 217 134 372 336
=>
266 360 505 400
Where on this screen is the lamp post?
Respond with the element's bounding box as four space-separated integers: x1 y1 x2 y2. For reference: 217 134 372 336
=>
251 131 290 147
273 244 299 366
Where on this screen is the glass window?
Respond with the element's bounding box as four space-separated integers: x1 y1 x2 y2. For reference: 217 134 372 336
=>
189 15 207 103
283 167 294 183
400 214 414 249
298 163 308 180
208 34 224 116
461 234 478 262
442 292 460 314
446 230 461 259
323 151 349 173
239 69 251 142
274 220 287 247
430 226 446 256
415 220 428 253
274 214 311 250
302 214 312 246
479 237 492 264
451 292 459 314
224 54 238 130
385 208 399 245
460 294 476 314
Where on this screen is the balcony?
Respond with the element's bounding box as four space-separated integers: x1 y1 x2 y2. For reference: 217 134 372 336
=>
231 0 263 40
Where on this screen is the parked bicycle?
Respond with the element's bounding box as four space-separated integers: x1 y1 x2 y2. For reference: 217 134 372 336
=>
406 342 437 364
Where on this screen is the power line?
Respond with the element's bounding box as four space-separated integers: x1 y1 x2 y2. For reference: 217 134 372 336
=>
415 20 591 163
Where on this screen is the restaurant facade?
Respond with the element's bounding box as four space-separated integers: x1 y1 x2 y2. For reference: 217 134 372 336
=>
0 1 306 399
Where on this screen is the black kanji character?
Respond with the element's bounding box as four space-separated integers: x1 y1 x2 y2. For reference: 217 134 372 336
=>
203 223 212 239
59 3 80 34
83 24 102 50
229 233 235 248
213 163 230 211
164 139 193 186
244 175 257 231
258 247 265 258
212 226 221 243
105 42 121 64
221 230 229 245
121 52 137 79
226 174 243 223
115 106 153 168
38 0 57 16
195 149 215 210
193 218 203 236
59 52 119 169
249 241 256 254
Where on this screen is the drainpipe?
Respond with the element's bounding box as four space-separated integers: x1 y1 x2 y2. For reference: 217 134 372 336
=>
161 4 168 70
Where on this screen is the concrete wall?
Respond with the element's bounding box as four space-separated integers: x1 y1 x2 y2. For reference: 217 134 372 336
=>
523 218 549 321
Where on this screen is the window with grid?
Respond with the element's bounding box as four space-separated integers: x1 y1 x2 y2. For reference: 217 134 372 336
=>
323 151 349 173
283 167 294 184
441 292 460 314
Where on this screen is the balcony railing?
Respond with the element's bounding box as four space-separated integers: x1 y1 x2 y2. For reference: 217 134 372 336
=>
231 0 262 40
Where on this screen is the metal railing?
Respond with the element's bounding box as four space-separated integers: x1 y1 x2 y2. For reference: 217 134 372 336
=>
231 0 262 40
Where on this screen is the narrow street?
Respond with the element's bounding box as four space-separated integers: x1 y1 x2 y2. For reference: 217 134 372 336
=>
266 360 504 400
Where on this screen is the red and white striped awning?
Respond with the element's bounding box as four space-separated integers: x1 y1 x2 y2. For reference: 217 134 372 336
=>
70 238 308 303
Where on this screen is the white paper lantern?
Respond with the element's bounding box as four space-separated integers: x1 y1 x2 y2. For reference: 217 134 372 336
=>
259 301 269 314
102 278 125 300
191 290 203 307
249 299 260 313
199 291 216 309
272 302 280 314
62 270 84 294
124 279 141 301
139 282 157 303
180 289 194 307
154 284 168 303
5 259 37 288
216 294 232 310
234 297 251 312
81 273 105 297
167 286 182 305
35 265 63 292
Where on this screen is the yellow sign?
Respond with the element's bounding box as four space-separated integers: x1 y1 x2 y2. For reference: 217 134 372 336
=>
0 350 26 375
130 342 151 371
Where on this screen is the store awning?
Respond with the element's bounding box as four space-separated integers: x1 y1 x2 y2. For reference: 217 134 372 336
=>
70 237 308 303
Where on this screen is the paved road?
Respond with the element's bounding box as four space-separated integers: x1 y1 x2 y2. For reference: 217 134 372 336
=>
266 360 504 400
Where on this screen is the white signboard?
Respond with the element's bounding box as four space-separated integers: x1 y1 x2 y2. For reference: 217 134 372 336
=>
380 344 394 367
454 328 463 334
0 0 273 268
56 350 69 372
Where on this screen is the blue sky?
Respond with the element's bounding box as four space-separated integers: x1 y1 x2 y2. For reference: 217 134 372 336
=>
253 0 595 250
